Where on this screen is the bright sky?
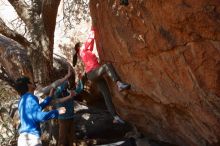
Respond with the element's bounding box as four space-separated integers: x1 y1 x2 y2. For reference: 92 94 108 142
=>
0 0 19 28
0 0 93 58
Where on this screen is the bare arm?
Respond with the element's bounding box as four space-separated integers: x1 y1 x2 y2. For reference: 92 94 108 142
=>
35 65 73 96
50 90 75 105
84 27 95 52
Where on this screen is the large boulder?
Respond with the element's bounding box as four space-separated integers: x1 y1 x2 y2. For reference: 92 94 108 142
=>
0 36 33 83
89 1 220 146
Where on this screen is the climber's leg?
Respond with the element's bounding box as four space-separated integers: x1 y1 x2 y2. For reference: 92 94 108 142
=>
87 63 131 92
96 77 124 124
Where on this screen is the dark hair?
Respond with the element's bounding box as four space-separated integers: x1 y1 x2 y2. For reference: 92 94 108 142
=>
15 76 30 96
68 73 76 89
74 42 82 52
73 42 82 66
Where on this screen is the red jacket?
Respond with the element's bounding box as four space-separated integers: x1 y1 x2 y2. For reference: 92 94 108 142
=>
79 27 100 73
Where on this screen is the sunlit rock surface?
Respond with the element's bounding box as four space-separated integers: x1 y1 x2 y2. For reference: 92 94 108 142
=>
90 1 220 146
0 36 33 80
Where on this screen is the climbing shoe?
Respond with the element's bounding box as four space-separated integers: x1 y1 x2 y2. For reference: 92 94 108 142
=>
113 115 125 124
117 81 131 92
120 0 129 6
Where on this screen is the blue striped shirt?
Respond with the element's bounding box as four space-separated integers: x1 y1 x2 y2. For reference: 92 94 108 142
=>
55 80 83 119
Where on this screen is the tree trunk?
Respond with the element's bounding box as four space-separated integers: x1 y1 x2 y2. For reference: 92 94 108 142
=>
29 0 61 85
2 0 61 85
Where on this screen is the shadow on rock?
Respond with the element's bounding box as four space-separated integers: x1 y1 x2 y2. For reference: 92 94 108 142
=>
74 101 132 143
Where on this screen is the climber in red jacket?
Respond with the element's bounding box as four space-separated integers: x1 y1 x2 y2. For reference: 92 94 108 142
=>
73 26 131 124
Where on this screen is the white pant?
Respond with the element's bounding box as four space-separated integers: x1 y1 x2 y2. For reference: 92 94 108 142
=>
18 133 42 146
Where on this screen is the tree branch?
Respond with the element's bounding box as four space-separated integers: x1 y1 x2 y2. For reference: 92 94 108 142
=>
7 0 31 25
42 0 61 45
0 18 31 48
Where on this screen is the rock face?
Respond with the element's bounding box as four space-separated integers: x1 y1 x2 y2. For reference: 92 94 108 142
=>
0 36 33 82
89 1 220 146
